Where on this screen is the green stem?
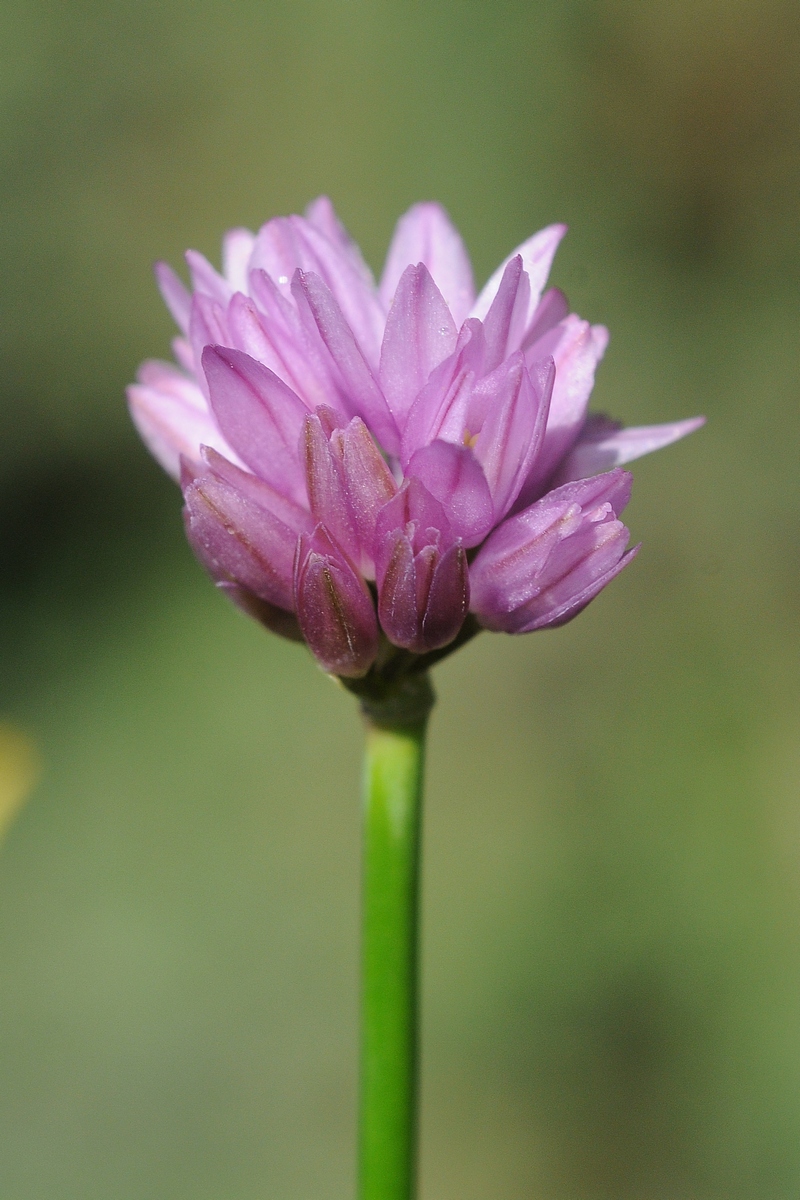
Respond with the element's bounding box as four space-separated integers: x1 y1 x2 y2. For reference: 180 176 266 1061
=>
358 673 434 1200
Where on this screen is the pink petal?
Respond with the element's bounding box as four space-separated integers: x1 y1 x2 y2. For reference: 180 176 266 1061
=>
189 294 231 398
226 292 301 385
421 542 470 650
185 249 232 307
250 214 385 368
127 361 235 481
400 319 486 463
304 196 377 290
337 418 398 569
481 256 531 371
172 336 196 374
373 477 469 653
471 470 634 608
379 263 458 427
471 224 567 331
518 318 609 501
155 262 191 335
294 270 400 455
183 472 301 612
202 346 309 504
302 412 359 564
248 268 346 411
294 525 379 678
374 478 452 570
376 533 418 649
379 202 476 326
406 440 493 548
471 355 554 520
555 416 706 483
200 447 311 535
522 287 570 350
515 543 639 632
469 469 635 632
222 228 256 292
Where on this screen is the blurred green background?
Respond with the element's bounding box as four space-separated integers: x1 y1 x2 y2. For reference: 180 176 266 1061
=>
1 1 799 1196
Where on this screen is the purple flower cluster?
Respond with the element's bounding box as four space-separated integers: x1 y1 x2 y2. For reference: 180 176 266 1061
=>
129 198 702 678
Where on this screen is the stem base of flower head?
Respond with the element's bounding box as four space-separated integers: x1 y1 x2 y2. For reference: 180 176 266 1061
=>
357 671 436 732
340 614 482 728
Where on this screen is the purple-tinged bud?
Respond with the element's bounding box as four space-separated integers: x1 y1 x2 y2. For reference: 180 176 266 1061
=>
183 451 311 613
335 417 398 559
469 469 637 632
294 525 379 677
302 410 359 563
374 479 469 653
303 411 397 576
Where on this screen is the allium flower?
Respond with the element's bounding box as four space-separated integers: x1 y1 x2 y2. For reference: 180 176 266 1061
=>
128 198 702 679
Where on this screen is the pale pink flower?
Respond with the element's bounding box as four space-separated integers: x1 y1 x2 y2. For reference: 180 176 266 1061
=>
128 198 702 677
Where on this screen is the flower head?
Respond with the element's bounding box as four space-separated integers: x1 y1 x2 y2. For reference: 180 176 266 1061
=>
129 198 702 680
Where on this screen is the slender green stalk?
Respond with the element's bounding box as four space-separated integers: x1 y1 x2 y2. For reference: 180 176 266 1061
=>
358 673 434 1200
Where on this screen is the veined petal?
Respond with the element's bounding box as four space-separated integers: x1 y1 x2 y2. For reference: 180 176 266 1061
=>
189 294 230 398
294 525 379 677
127 360 235 481
185 249 232 307
471 354 554 521
304 196 377 291
338 417 398 566
374 476 453 574
521 287 569 351
513 540 639 632
294 270 400 455
379 263 458 427
555 415 706 483
376 533 419 649
203 345 308 504
421 542 470 650
183 472 301 612
406 440 493 547
248 268 345 411
469 469 633 630
400 319 486 463
518 317 609 503
482 256 531 370
302 412 359 564
374 478 468 653
379 202 476 325
200 446 312 535
250 214 385 368
471 223 567 328
226 292 298 383
155 262 191 335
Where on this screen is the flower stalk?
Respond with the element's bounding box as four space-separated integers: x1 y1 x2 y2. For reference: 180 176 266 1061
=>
358 673 434 1200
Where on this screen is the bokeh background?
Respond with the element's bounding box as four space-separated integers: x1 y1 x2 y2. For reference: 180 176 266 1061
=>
1 1 799 1196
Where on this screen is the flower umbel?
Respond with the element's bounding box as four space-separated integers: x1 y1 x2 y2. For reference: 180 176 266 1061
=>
129 198 703 683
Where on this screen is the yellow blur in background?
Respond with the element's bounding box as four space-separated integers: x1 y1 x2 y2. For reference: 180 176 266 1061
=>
0 725 38 842
0 2 799 1198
